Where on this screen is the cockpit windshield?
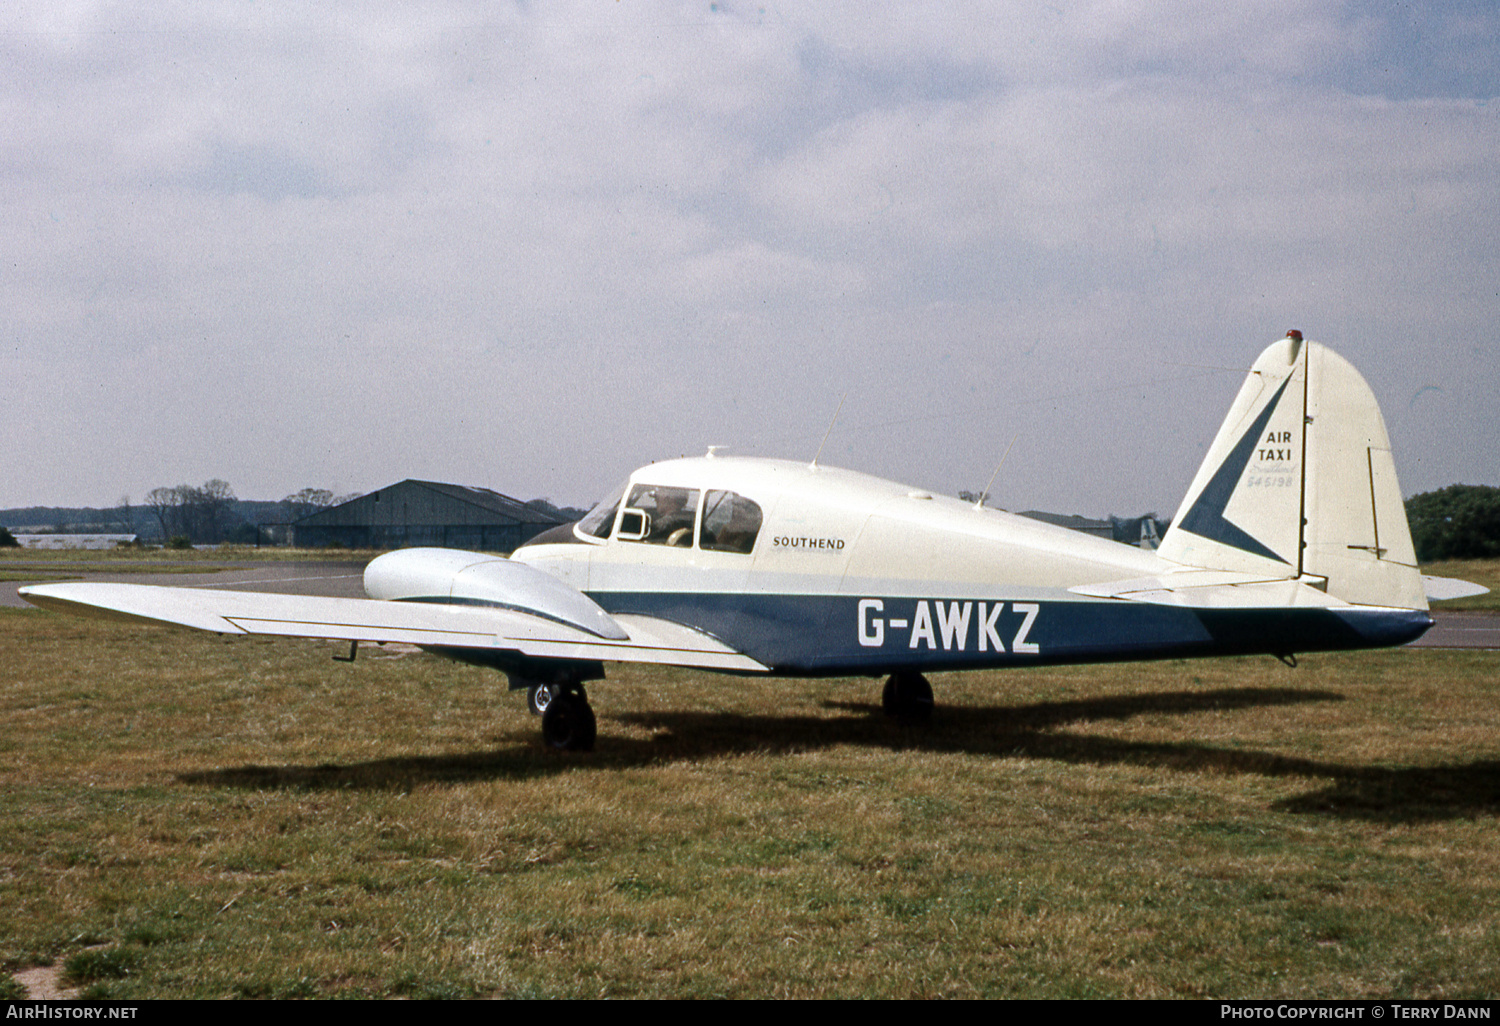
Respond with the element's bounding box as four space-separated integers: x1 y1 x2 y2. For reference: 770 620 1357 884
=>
579 477 763 554
575 479 628 540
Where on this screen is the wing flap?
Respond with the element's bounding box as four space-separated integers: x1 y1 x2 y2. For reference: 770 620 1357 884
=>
18 583 769 672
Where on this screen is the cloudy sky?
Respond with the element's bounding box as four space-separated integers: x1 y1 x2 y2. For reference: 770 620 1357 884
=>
4 1 1497 519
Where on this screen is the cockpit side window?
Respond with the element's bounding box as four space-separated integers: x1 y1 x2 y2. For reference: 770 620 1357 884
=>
700 490 762 554
620 485 700 547
576 480 628 540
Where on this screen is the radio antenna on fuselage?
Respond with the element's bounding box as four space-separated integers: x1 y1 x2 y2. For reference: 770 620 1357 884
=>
809 392 847 470
974 433 1020 510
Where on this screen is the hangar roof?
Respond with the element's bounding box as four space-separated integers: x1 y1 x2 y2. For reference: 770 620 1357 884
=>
294 480 569 528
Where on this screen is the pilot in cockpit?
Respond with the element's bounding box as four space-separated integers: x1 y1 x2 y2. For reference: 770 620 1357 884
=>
647 488 697 547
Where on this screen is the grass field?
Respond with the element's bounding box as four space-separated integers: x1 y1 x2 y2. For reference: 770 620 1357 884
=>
3 584 1499 999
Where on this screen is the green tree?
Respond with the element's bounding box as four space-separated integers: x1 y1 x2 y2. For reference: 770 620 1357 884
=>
0 525 18 548
144 480 243 544
280 487 336 521
1405 484 1500 561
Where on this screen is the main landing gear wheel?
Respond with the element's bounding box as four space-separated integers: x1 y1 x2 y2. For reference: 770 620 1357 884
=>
527 682 556 717
541 688 597 752
882 672 934 721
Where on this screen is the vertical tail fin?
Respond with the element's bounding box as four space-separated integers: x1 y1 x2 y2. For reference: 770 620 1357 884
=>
1158 334 1425 609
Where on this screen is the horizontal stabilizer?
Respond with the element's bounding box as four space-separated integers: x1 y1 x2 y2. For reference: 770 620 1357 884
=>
1421 575 1490 601
1070 572 1343 609
1070 568 1297 597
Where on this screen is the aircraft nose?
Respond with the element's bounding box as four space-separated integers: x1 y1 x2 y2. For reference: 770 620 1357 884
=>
516 521 579 548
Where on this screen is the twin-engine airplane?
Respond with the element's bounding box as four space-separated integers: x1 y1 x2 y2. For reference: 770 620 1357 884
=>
21 334 1481 751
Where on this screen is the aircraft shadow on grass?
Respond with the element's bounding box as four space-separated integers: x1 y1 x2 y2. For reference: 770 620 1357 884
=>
176 684 1500 823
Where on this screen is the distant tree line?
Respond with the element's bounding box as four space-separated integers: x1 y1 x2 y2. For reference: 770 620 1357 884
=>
523 497 590 522
951 482 1500 562
144 480 240 545
4 484 586 548
279 487 360 521
136 481 363 544
1405 484 1500 561
8 481 1500 558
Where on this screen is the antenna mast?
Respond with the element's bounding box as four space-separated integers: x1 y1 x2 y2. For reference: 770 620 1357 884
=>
974 433 1020 510
809 393 847 470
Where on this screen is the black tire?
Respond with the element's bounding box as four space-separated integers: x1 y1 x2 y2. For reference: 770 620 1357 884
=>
541 691 597 752
527 682 555 717
881 672 934 721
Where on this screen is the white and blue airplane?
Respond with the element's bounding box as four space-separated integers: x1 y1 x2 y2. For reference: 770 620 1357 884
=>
20 334 1481 751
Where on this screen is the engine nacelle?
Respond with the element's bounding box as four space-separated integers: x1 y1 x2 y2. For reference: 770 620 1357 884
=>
363 548 629 640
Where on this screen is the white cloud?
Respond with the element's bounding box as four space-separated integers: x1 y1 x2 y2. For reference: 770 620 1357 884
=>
2 1 1496 514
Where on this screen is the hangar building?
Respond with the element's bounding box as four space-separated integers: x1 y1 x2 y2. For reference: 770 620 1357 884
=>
292 480 569 552
1016 510 1115 540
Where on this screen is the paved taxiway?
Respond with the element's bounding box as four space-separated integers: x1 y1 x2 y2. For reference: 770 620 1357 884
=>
1406 612 1500 649
3 559 370 608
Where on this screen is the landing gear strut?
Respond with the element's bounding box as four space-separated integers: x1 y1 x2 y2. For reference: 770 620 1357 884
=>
541 685 597 752
882 672 933 721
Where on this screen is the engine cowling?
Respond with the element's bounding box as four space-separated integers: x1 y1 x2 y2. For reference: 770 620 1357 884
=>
363 548 628 640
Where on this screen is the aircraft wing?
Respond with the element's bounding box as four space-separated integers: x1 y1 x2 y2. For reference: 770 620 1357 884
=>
17 582 769 673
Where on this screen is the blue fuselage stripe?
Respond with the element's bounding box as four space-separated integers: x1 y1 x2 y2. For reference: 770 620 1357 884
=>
587 592 1432 676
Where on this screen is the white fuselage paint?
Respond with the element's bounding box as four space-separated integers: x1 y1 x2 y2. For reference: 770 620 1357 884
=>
516 457 1178 603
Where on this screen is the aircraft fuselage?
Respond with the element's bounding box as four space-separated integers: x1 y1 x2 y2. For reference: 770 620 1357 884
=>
509 456 1429 677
